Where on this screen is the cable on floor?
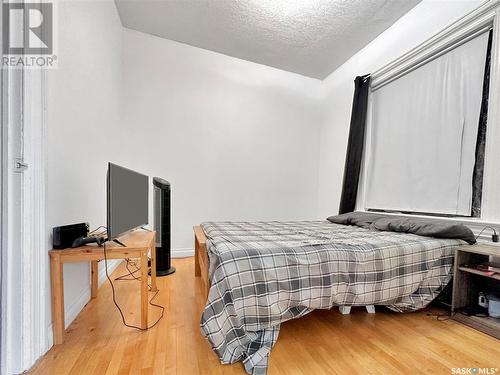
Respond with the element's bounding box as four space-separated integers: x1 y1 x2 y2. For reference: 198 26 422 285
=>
426 311 454 321
103 238 165 330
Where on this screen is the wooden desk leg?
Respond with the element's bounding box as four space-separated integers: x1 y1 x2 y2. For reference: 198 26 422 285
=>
50 255 65 345
91 261 98 299
150 237 157 292
141 251 148 329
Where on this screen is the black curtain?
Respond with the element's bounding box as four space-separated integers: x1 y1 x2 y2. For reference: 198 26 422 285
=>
471 29 493 217
338 74 371 215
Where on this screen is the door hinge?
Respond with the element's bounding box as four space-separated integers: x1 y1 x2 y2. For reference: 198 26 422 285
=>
14 158 29 173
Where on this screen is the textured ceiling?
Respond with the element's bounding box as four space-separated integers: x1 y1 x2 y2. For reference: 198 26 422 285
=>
115 0 421 79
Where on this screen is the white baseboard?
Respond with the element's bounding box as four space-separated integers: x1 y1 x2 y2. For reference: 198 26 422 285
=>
97 259 121 287
64 287 90 329
171 247 194 257
46 259 122 350
65 259 121 327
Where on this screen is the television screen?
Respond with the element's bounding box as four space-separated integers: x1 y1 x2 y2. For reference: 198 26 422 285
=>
107 163 149 240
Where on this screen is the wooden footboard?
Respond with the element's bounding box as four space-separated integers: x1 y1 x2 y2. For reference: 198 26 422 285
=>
194 226 210 297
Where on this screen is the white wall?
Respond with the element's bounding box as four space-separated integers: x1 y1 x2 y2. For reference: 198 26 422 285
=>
46 0 123 342
41 0 486 365
121 28 323 253
44 1 323 352
316 0 484 219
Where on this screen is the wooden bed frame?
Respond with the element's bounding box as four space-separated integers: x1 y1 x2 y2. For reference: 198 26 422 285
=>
194 226 210 297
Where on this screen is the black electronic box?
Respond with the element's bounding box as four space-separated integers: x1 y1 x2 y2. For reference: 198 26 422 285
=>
52 222 89 249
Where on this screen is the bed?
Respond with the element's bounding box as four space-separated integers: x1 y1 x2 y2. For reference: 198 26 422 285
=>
194 215 475 375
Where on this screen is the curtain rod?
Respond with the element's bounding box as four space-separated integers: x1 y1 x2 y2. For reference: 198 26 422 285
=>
371 25 493 92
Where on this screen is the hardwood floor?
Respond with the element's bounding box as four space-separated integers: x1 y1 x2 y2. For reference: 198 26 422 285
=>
30 257 499 375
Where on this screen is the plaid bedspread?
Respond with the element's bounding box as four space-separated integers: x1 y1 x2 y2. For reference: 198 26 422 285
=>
200 221 465 375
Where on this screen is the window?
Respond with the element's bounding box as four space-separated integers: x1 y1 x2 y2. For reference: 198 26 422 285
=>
364 31 490 216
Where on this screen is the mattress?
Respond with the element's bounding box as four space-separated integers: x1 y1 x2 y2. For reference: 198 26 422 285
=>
200 221 467 375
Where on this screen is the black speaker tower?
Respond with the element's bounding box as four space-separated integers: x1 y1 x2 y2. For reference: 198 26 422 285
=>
153 177 175 276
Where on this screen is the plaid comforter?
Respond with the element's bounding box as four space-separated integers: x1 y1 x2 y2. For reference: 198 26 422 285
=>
200 221 464 375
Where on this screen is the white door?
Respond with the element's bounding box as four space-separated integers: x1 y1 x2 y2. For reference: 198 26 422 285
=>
1 1 48 372
1 36 27 375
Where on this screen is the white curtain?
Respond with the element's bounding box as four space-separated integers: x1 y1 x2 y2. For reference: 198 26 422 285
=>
365 32 489 215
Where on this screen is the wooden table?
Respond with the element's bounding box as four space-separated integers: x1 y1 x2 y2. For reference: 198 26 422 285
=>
48 230 157 345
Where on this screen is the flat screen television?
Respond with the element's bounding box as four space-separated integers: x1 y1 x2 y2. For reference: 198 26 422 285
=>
107 163 149 241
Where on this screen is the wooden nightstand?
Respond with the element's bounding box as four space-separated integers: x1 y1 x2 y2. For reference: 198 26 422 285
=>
451 244 500 339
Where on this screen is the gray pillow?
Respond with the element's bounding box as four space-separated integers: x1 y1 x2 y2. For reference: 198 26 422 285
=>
327 212 388 229
371 217 476 244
